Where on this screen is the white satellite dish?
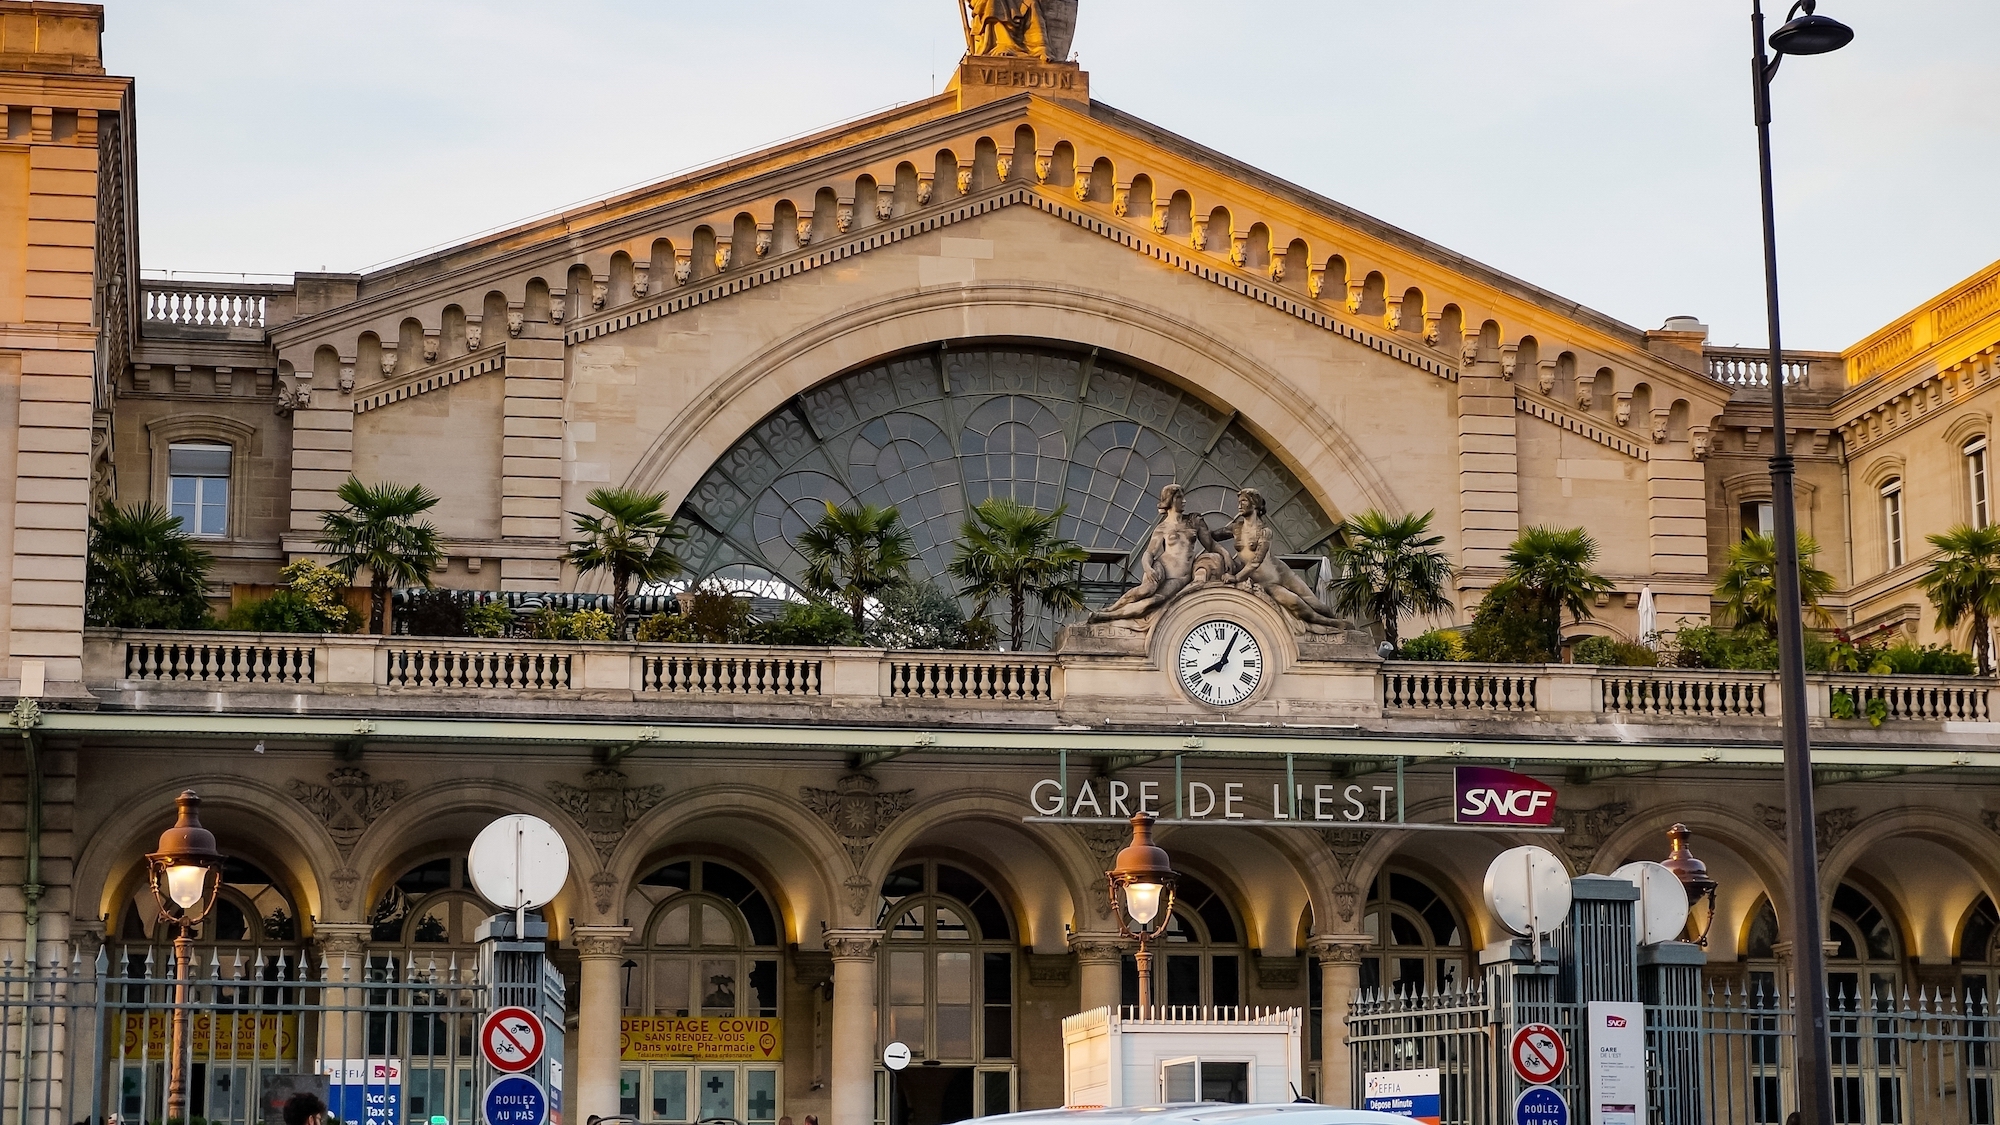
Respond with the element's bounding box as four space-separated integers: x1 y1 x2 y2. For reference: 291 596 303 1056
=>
1614 860 1692 946
469 815 570 914
1484 846 1572 943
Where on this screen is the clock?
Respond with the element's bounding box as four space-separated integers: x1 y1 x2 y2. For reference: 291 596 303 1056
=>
1176 619 1264 707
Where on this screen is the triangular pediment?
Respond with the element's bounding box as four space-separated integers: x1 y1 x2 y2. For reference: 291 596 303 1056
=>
273 87 1730 448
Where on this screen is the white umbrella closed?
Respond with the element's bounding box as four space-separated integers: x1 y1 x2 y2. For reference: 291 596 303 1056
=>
1638 585 1657 648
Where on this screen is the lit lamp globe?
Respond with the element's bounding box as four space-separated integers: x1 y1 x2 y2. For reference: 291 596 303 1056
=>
1108 813 1176 933
146 789 226 926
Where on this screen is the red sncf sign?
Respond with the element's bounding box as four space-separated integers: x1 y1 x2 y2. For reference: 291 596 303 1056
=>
1454 766 1559 826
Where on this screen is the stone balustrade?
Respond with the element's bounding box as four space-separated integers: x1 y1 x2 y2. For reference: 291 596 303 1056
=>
80 631 1998 738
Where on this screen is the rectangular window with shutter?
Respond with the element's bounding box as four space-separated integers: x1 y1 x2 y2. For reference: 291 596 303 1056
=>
168 442 231 537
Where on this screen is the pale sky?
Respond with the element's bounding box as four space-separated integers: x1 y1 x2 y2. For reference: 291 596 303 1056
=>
104 0 1999 351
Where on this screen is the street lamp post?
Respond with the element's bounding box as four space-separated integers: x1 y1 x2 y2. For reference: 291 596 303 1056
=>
146 789 226 1124
1661 823 1721 947
1749 4 1853 1123
1106 812 1177 1013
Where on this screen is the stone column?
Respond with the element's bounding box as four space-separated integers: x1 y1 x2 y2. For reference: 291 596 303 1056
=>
1068 933 1127 1014
1307 936 1371 1107
574 925 633 1121
313 923 374 1063
825 931 882 1125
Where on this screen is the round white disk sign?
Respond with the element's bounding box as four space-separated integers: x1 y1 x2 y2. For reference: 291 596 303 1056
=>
469 815 569 911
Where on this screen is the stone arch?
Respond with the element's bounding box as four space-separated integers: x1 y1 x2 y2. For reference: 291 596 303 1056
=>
1819 808 2000 962
619 281 1405 569
1155 820 1344 955
75 775 344 942
1588 802 1789 961
1861 452 1906 492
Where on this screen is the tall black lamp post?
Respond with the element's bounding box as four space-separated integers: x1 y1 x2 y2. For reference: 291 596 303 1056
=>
146 789 226 1123
1106 812 1177 1012
1750 4 1853 1123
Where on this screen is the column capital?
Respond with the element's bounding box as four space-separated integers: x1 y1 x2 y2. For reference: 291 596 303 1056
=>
313 921 373 959
573 925 634 959
825 929 883 961
1068 932 1131 964
1306 934 1372 964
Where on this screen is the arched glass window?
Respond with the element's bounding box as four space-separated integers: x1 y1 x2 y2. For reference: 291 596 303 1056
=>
119 856 298 950
1969 438 1991 529
1119 873 1243 1011
1882 478 1906 568
877 860 1016 1120
620 860 783 1125
359 856 487 1113
1358 872 1465 997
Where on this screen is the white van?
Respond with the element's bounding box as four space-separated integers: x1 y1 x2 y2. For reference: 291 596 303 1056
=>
982 1105 1422 1125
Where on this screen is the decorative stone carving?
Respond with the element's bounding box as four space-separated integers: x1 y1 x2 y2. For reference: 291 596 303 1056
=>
1071 171 1090 202
1112 184 1129 216
1306 935 1368 964
1424 312 1441 345
796 216 814 246
1319 827 1370 871
875 195 894 221
1332 880 1360 923
1309 269 1326 299
842 875 873 918
291 767 408 852
550 294 566 323
1651 411 1670 444
465 322 482 349
1268 257 1285 283
917 175 935 205
1691 427 1712 460
547 767 668 863
792 950 834 987
275 381 310 415
1383 295 1402 332
507 310 524 335
1615 393 1633 427
1222 488 1349 629
755 228 772 258
330 866 360 911
590 870 619 915
1151 200 1169 234
422 336 439 363
341 363 358 391
996 155 1014 182
1576 373 1595 411
574 926 631 957
967 0 1051 58
824 930 881 960
1982 808 2000 837
1501 343 1519 380
315 925 368 959
1550 801 1631 873
1078 823 1127 918
801 772 916 867
1254 955 1303 988
674 252 693 284
1755 803 1861 862
1537 360 1557 395
1461 336 1480 367
1189 216 1207 252
1228 232 1246 267
632 268 649 298
1068 934 1129 964
715 242 733 271
836 205 854 233
591 280 607 308
1036 150 1054 182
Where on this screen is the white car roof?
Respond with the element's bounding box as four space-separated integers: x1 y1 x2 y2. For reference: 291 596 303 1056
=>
983 1105 1417 1125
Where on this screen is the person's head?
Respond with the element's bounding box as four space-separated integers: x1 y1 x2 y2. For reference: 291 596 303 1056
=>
282 1092 326 1125
1158 484 1183 514
1237 488 1266 516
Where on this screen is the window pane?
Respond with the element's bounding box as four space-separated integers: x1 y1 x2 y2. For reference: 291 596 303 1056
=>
200 481 227 536
619 1070 641 1118
981 1070 1011 1117
1166 955 1200 1007
891 906 925 939
747 959 778 1017
168 444 231 477
1201 1061 1249 1104
888 950 925 1050
657 904 690 946
653 958 690 1016
934 906 969 940
982 951 1012 1058
1163 1061 1197 1103
1211 955 1240 1009
700 903 733 947
652 1069 688 1122
746 1070 778 1124
697 1069 735 1121
936 950 973 1058
700 959 737 1014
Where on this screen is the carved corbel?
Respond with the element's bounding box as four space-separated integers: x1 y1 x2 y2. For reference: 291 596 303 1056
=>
1150 199 1170 235
996 154 1013 182
1424 312 1441 345
836 197 855 233
422 333 440 363
632 264 650 297
1500 342 1519 380
591 278 608 309
1614 392 1633 426
1071 162 1090 202
1112 181 1131 217
376 349 395 379
1346 279 1366 314
958 161 975 195
465 319 483 350
1268 255 1285 283
1189 215 1208 251
1035 148 1054 182
507 307 525 336
916 174 934 205
754 224 773 258
1575 369 1595 410
1651 409 1671 444
1536 359 1557 395
874 194 893 221
275 379 310 416
339 361 356 392
714 239 733 271
796 216 814 246
1308 267 1326 299
1461 335 1480 367
1691 426 1712 460
1384 294 1403 332
1228 231 1247 267
550 292 567 323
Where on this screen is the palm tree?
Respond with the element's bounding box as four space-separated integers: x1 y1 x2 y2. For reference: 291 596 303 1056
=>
1716 532 1837 632
1491 525 1616 655
317 477 445 635
85 502 214 629
566 487 686 638
1328 509 1456 650
796 500 915 631
947 497 1088 650
1917 523 2000 674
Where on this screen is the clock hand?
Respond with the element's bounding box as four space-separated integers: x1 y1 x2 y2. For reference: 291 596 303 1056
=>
1201 634 1238 676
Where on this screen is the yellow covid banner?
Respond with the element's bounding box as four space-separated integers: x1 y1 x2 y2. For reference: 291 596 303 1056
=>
620 1017 782 1061
121 1013 298 1060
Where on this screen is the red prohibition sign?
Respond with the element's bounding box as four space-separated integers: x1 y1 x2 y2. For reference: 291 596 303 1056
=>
481 1007 545 1073
1510 1023 1567 1085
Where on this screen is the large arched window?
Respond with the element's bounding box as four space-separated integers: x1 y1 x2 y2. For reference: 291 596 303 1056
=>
1357 872 1466 997
878 860 1016 1121
361 857 488 1122
674 343 1339 645
620 860 783 1125
1120 873 1243 1011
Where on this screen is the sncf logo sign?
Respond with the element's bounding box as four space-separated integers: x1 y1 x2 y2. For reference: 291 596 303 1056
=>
1454 766 1559 826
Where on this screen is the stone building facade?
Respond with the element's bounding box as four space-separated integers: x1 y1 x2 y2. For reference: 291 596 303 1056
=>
5 7 2000 1125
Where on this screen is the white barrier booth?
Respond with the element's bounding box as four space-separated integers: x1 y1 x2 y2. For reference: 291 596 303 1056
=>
1061 1008 1304 1108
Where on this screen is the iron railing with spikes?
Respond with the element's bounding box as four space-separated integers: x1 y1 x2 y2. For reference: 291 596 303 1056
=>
0 943 488 1125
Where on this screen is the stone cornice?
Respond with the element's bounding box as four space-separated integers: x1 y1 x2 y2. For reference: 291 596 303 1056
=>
1514 386 1650 462
352 344 506 414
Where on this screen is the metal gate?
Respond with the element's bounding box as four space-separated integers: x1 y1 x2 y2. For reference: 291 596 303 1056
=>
1 946 488 1125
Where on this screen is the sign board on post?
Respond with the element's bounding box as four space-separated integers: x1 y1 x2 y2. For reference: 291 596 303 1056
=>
321 1060 401 1125
1585 1001 1646 1125
1509 1023 1568 1086
483 1075 548 1125
482 1007 547 1073
1362 1069 1440 1125
1515 1086 1570 1125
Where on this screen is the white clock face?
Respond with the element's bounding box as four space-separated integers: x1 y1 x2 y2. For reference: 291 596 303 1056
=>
1177 620 1264 707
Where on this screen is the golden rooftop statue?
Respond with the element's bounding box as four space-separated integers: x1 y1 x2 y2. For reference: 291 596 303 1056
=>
960 0 1078 62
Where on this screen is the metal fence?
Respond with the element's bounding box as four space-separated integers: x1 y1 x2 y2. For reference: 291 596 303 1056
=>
0 945 488 1125
1350 973 2000 1125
